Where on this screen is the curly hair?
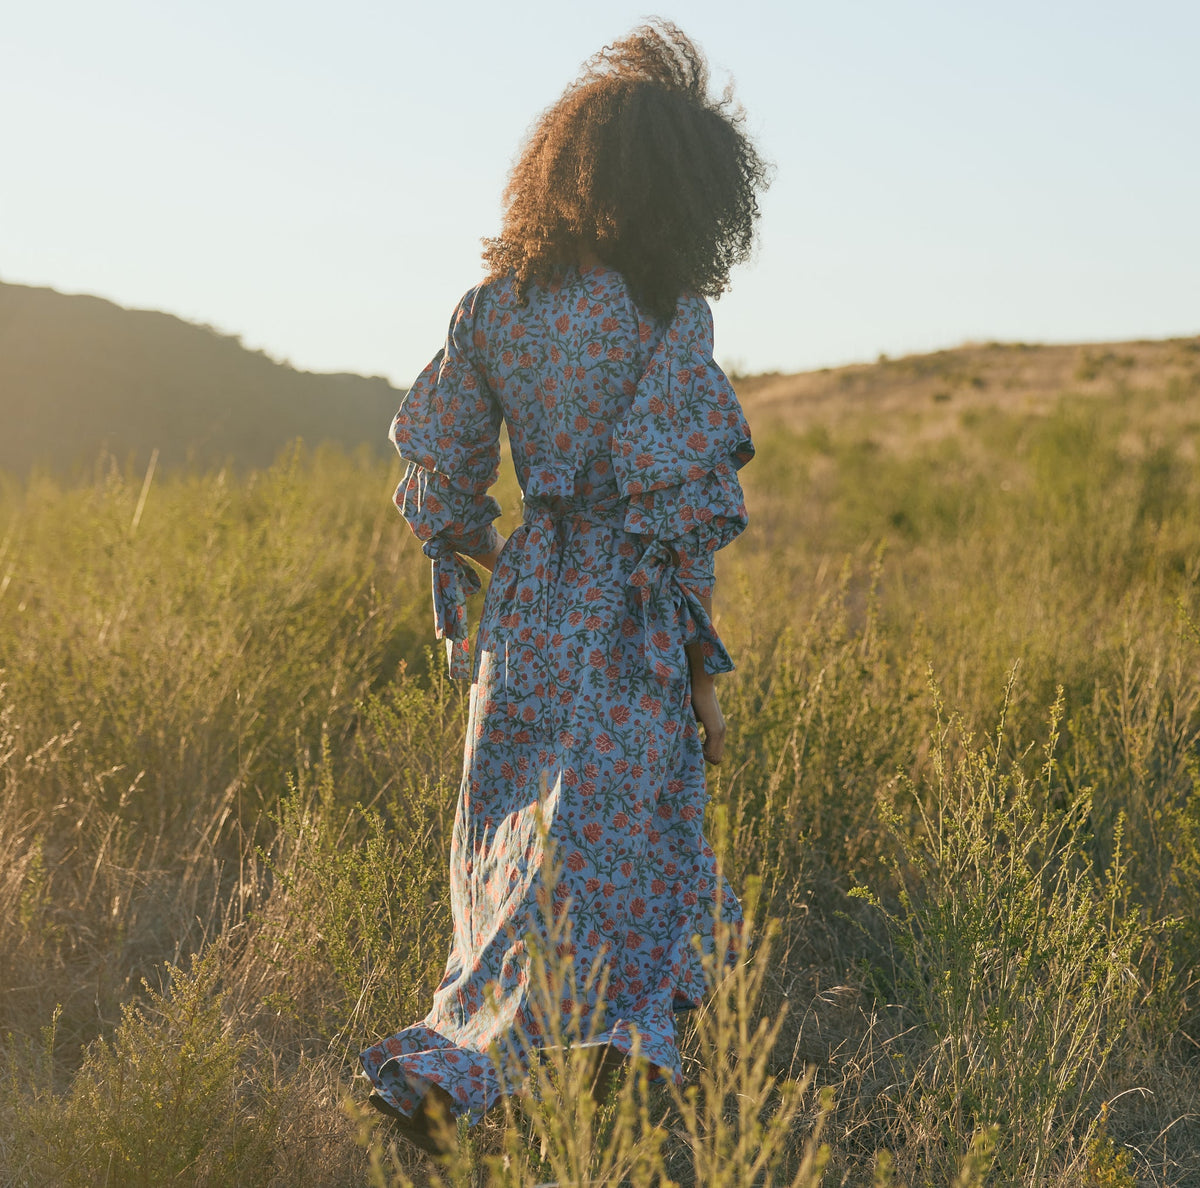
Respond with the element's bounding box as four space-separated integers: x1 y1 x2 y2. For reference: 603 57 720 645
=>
482 22 770 321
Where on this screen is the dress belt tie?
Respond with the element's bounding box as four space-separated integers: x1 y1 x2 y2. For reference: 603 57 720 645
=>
429 495 734 684
504 497 624 696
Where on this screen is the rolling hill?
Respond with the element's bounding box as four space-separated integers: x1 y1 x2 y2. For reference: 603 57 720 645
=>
3 278 1196 481
734 334 1200 450
0 280 406 478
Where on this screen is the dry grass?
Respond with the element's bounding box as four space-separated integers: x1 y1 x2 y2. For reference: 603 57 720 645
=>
2 343 1199 1184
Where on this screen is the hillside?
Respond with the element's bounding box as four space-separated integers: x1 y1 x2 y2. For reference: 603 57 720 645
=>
734 334 1200 450
0 281 405 477
3 277 1196 481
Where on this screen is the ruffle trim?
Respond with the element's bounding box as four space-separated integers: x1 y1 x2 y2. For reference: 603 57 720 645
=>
524 463 578 502
361 1019 683 1124
623 466 750 551
610 309 754 546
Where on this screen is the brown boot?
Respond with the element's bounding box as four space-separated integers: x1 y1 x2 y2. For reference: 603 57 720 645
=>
587 1043 626 1106
368 1084 458 1157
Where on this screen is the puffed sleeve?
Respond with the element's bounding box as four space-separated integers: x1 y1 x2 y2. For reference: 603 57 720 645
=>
391 286 503 678
612 296 754 679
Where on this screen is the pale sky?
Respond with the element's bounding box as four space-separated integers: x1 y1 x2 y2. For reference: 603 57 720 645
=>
3 0 1197 386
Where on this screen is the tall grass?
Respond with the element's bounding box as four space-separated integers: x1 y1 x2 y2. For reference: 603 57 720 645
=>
853 680 1156 1182
1 376 1199 1184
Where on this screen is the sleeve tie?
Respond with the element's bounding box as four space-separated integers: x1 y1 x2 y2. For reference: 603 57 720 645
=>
428 544 483 679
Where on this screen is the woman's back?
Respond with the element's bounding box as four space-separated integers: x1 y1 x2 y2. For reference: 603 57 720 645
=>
478 267 657 506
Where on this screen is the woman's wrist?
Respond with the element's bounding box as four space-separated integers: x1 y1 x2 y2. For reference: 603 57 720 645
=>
684 642 714 684
459 527 506 573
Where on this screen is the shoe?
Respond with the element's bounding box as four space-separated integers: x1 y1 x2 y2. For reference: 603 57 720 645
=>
367 1090 458 1157
587 1043 626 1105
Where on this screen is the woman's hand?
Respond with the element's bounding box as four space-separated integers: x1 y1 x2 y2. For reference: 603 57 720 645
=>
460 534 507 574
682 585 725 765
690 673 725 765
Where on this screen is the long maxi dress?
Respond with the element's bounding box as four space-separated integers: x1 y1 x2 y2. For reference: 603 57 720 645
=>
360 266 755 1121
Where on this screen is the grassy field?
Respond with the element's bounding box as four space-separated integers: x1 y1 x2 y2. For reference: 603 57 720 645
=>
1 340 1199 1185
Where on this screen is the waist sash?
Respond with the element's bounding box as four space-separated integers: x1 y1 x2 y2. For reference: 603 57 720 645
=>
434 494 732 683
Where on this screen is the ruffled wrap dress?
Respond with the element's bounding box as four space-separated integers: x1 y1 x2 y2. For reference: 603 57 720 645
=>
360 266 754 1121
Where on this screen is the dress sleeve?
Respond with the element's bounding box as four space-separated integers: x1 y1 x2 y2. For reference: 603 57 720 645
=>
612 297 754 677
390 286 503 678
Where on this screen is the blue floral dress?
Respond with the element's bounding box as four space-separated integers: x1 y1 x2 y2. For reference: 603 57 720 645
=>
360 266 754 1121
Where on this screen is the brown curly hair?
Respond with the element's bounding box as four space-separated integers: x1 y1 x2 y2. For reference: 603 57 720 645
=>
482 22 770 321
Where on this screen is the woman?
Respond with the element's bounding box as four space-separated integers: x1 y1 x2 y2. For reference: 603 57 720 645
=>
361 20 768 1154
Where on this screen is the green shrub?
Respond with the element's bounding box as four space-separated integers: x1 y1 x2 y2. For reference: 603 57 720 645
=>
11 950 279 1186
246 748 454 1044
854 679 1157 1181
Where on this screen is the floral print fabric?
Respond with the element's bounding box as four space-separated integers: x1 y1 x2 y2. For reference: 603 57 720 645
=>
360 267 754 1121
